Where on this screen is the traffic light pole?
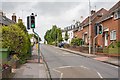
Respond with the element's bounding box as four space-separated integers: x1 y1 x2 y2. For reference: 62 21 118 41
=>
93 34 99 54
32 29 40 63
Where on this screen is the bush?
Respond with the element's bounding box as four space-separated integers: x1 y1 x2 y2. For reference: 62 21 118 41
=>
71 38 83 46
63 43 70 48
117 41 120 47
1 24 31 64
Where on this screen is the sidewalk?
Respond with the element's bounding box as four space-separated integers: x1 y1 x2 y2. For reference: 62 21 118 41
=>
58 47 119 67
13 45 48 78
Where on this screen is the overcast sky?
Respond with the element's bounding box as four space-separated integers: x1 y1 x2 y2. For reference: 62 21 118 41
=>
0 0 119 42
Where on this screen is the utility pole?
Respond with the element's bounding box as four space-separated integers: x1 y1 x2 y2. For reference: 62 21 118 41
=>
89 0 91 54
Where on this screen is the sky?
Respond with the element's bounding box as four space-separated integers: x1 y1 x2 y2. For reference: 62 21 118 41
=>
0 0 119 42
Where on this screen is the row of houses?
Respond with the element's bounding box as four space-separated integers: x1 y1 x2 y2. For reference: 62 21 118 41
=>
62 1 120 49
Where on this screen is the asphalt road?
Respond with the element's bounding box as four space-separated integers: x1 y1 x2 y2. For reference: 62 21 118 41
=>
41 44 119 79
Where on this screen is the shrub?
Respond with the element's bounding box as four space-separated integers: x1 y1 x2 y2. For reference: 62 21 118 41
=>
117 41 120 47
71 38 83 46
1 24 31 64
63 43 70 48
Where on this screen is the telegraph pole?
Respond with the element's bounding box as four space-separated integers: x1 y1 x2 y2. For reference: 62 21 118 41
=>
89 0 91 54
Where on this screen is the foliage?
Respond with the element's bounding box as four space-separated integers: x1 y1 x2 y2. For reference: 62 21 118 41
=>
116 41 120 47
71 38 83 46
64 31 69 41
44 25 63 45
63 43 70 48
17 21 27 33
1 22 31 64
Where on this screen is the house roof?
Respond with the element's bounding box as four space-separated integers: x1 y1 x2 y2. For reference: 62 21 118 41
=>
81 8 108 27
97 1 120 23
0 15 15 26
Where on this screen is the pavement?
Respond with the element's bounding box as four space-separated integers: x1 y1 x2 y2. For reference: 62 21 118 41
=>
12 45 48 78
58 47 119 67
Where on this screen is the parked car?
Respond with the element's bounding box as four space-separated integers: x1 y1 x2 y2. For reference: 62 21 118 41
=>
58 42 64 48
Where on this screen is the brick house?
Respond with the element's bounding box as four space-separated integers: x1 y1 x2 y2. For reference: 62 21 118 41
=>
74 8 108 46
96 1 120 48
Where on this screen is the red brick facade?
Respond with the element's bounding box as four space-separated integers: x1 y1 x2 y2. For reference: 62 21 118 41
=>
74 1 120 48
74 8 108 46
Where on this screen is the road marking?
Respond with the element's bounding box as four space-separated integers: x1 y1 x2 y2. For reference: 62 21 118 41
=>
97 72 103 78
80 65 89 70
59 66 72 68
107 63 119 69
53 68 63 79
60 73 63 79
101 62 119 69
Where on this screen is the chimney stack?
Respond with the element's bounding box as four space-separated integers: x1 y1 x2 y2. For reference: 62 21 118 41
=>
12 13 16 22
91 10 95 15
0 10 3 16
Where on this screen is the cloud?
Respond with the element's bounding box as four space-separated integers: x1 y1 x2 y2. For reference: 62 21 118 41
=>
1 0 119 42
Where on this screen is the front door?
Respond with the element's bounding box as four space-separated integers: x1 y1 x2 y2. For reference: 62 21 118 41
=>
104 32 108 46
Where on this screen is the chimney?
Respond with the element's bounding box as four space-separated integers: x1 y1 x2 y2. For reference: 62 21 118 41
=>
18 17 22 23
0 10 3 16
3 13 6 17
12 13 16 22
91 10 95 15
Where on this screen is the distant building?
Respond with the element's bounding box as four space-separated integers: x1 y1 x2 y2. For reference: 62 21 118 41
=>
62 22 80 44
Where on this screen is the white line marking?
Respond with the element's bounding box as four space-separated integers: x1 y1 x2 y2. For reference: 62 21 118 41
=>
60 73 63 79
59 66 72 68
80 65 89 70
108 64 119 69
53 68 63 79
97 72 103 78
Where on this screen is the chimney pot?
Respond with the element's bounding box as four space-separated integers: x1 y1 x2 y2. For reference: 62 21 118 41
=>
91 10 95 15
12 13 16 22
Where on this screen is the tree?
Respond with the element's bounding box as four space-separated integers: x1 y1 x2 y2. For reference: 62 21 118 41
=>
57 28 63 43
44 25 63 45
64 31 69 42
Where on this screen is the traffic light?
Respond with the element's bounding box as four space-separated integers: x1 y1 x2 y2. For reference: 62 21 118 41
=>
30 15 35 28
27 16 30 29
98 25 103 34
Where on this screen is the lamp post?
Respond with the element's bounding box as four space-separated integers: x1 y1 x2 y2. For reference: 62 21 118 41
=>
88 0 91 54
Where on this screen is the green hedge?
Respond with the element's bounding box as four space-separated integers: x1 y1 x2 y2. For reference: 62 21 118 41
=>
0 24 31 64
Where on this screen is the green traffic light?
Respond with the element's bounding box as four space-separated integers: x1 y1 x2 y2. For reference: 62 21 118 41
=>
31 24 35 28
99 32 102 34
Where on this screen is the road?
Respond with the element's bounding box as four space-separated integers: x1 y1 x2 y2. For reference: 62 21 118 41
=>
41 44 119 79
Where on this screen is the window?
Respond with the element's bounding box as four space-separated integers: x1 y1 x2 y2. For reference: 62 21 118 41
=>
110 30 116 40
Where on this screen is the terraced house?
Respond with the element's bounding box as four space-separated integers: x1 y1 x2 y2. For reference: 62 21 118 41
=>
74 8 108 47
96 1 120 48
